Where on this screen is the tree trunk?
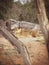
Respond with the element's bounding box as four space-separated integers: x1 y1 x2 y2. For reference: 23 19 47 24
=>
35 0 49 56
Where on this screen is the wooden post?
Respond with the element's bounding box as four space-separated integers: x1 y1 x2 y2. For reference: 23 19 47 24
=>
35 0 49 56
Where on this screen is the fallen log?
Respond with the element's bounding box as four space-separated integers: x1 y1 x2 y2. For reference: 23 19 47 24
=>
0 26 32 65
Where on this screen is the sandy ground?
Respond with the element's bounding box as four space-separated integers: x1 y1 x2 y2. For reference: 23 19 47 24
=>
0 28 49 65
18 36 49 65
0 34 24 65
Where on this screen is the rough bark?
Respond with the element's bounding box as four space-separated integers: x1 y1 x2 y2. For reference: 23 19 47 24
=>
0 26 32 65
35 0 49 56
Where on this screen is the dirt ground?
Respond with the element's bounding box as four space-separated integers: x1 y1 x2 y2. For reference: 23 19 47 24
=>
0 28 49 65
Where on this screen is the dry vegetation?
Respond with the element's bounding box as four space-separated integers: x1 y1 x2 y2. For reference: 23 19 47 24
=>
13 28 42 37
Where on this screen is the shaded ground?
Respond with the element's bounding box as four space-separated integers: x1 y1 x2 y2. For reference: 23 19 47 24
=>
0 34 24 65
0 28 49 65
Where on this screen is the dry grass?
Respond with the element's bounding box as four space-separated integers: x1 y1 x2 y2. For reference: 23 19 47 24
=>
13 28 42 38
